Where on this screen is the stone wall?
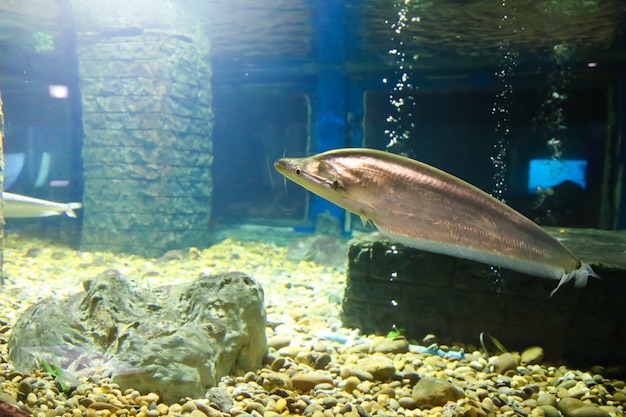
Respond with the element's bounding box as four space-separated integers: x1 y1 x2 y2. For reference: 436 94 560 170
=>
343 233 626 368
71 1 213 257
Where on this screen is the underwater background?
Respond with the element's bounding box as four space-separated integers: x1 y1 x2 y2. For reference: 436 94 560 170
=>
0 1 626 417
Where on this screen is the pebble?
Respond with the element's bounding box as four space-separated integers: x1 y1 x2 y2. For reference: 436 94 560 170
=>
566 406 611 417
267 335 292 350
398 396 417 409
568 385 589 399
399 366 420 385
90 402 120 412
26 392 38 405
156 403 168 415
270 357 288 371
277 346 303 358
412 376 465 407
521 347 544 365
314 353 333 370
378 387 396 398
262 372 293 391
539 405 561 417
323 397 338 408
146 409 160 417
195 400 221 417
190 410 210 417
350 367 375 382
373 338 409 354
612 391 626 402
482 397 496 414
206 386 234 411
537 393 556 406
560 380 578 389
275 398 287 413
492 353 519 374
341 376 361 393
290 372 334 391
17 379 32 396
182 400 198 413
354 357 396 381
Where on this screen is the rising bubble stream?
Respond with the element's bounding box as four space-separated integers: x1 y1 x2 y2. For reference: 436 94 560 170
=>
490 0 520 288
384 0 419 152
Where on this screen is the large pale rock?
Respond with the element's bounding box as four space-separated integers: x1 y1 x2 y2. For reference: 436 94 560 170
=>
8 270 266 402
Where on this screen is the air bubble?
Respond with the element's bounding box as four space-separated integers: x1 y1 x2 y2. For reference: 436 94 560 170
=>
491 0 518 205
385 1 419 150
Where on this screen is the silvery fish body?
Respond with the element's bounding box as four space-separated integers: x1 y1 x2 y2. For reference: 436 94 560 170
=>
3 192 82 218
274 148 599 296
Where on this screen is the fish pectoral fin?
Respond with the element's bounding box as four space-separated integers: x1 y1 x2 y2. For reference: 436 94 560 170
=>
359 215 372 227
550 262 600 297
330 178 344 190
573 262 600 286
550 273 573 297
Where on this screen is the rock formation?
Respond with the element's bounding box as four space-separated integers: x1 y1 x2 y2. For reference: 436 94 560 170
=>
8 270 267 403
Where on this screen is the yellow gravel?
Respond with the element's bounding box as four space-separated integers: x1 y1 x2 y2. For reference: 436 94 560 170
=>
1 233 346 327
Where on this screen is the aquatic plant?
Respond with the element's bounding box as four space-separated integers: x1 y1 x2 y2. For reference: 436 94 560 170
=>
479 332 508 355
40 358 70 393
386 325 405 339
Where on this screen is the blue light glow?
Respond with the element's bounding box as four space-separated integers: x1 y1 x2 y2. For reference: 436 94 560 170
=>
528 159 587 193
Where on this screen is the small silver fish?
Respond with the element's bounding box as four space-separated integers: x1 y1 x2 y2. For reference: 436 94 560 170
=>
3 192 82 218
274 148 599 296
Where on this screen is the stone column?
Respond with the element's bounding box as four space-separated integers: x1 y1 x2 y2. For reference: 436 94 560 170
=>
70 0 213 257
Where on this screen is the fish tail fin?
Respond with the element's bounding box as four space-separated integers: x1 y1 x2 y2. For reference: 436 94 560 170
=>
550 262 600 297
65 202 83 218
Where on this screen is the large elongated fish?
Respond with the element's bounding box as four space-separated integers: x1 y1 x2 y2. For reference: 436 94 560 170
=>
3 192 82 218
274 148 599 296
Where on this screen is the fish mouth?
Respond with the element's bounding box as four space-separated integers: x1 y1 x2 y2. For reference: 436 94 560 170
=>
274 159 290 191
273 159 287 174
274 158 302 179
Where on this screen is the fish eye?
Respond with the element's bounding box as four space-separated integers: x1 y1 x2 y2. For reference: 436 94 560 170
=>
295 167 302 175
